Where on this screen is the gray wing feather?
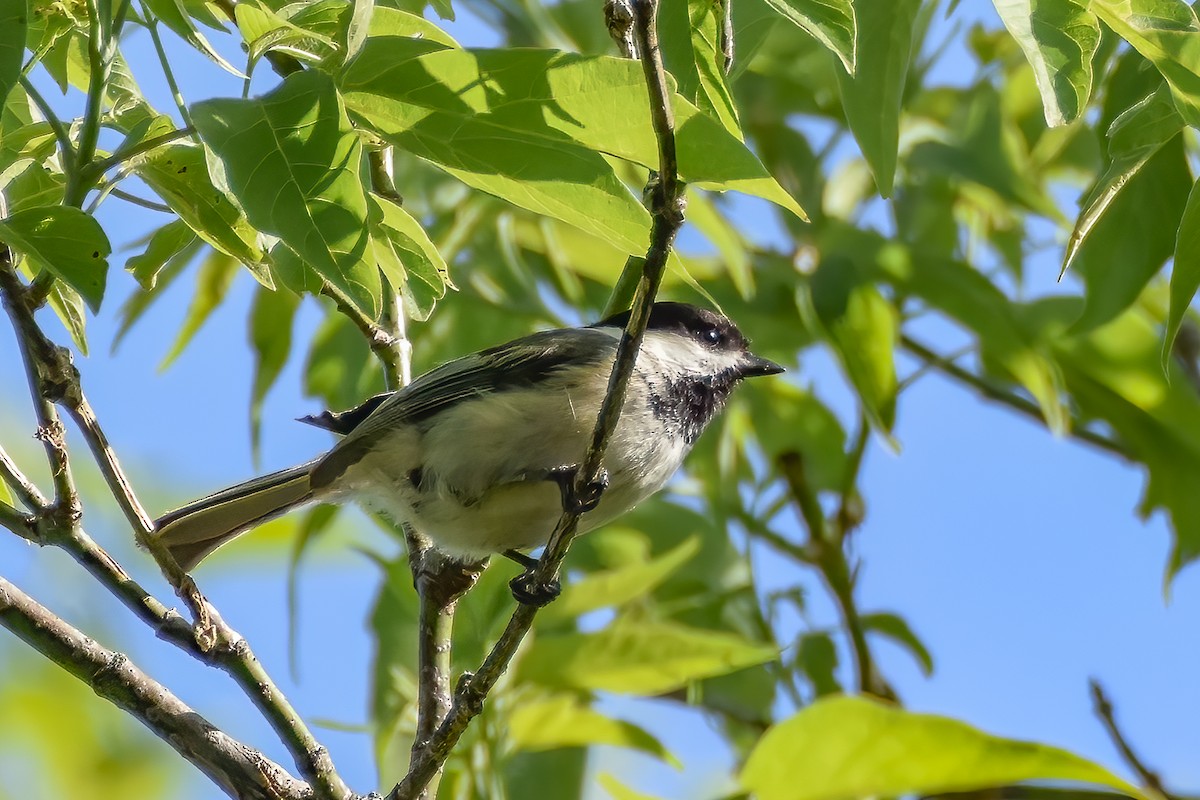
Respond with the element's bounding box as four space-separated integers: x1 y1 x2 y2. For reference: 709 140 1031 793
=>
310 328 612 488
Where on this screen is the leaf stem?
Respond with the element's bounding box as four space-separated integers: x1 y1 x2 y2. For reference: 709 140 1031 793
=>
1090 679 1176 800
17 75 76 173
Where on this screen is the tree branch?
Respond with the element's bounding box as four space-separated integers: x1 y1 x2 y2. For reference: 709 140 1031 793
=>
390 1 685 796
900 336 1129 459
0 576 313 800
1090 679 1176 800
0 252 351 800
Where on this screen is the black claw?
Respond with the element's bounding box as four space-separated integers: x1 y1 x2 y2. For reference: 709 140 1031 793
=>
509 570 561 607
547 465 609 514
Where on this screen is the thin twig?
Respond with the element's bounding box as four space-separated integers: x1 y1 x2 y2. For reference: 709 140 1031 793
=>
107 186 174 213
88 126 197 177
1090 679 1176 800
0 576 312 800
0 254 81 519
17 75 75 174
0 499 37 542
777 451 893 700
900 335 1129 459
0 443 48 510
142 4 195 129
390 2 685 796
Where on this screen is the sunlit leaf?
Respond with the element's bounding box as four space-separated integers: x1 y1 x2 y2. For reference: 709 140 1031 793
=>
1091 0 1200 128
1166 177 1200 364
659 0 740 134
993 0 1100 126
599 774 665 800
1069 132 1190 333
741 695 1142 800
762 0 855 73
0 206 110 311
509 694 678 766
340 40 806 243
132 143 266 269
541 536 700 623
193 70 379 317
125 219 197 290
516 618 778 694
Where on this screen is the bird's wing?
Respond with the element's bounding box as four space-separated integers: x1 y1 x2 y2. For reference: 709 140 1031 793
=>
310 327 613 488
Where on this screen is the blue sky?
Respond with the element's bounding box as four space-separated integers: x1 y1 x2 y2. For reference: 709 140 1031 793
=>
1 2 1197 798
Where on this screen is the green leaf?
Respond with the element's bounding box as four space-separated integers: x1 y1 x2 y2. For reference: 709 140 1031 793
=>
834 0 919 197
1063 85 1183 276
132 143 266 269
1090 0 1200 129
741 695 1142 800
659 0 740 134
762 0 855 74
365 6 459 47
368 193 450 320
1035 302 1200 577
114 236 202 350
599 774 665 800
192 70 379 317
0 206 110 311
508 694 679 766
516 618 778 695
0 0 27 106
804 258 897 434
1166 177 1200 364
993 0 1100 126
860 611 933 676
143 0 245 77
46 280 88 355
249 286 299 459
160 250 239 370
541 536 700 624
1069 132 1190 333
344 0 373 61
822 224 1069 434
340 41 806 244
743 381 847 491
125 219 197 290
796 631 841 696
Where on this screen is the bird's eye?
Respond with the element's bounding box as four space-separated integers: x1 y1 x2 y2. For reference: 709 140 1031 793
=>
702 327 724 345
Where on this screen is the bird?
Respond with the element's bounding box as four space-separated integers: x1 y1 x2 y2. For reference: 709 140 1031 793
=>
154 302 784 581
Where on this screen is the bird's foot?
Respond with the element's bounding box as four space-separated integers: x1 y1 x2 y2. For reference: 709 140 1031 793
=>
546 465 610 515
508 569 561 607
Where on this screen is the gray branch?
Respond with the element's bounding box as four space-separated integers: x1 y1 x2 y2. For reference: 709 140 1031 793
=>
0 575 313 800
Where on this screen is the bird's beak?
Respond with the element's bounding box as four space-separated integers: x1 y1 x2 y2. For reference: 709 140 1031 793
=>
739 352 785 378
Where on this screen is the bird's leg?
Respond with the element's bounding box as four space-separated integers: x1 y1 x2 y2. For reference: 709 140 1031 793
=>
503 466 609 606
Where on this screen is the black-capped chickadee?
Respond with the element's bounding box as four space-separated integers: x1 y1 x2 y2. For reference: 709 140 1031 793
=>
155 302 784 571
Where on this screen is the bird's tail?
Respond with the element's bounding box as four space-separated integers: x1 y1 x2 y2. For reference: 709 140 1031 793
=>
155 461 318 571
